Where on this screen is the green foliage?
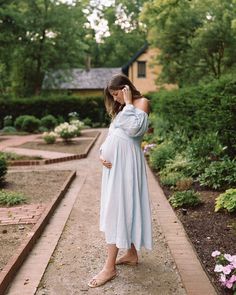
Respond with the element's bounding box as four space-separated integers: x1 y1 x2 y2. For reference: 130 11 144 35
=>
1 95 107 126
40 115 57 130
197 159 236 190
14 115 31 130
1 126 17 134
1 152 25 161
160 154 192 177
3 115 13 127
141 0 236 85
187 132 226 162
149 75 236 156
169 190 202 208
149 141 176 171
0 0 89 96
215 189 236 213
0 154 8 186
160 172 184 187
82 117 92 127
21 116 40 133
0 190 26 206
91 1 148 67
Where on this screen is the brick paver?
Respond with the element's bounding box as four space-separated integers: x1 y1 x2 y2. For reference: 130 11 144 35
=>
0 204 46 225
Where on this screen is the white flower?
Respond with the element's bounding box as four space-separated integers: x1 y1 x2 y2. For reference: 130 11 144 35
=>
214 264 224 272
224 254 233 262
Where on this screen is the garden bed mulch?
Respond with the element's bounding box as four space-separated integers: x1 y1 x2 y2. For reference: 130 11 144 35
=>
157 174 236 295
0 170 72 272
18 138 93 154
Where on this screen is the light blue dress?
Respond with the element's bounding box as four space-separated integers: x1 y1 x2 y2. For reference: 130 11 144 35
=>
99 104 153 251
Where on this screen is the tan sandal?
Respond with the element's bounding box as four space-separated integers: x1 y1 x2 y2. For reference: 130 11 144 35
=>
88 272 117 288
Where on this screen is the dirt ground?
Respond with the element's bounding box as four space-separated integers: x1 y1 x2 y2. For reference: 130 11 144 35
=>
16 130 100 155
0 170 72 271
0 224 33 271
4 170 72 204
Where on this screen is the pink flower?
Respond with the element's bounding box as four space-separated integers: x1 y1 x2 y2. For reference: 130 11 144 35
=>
212 250 221 257
230 256 236 267
220 273 226 285
214 264 224 272
229 275 236 283
225 280 233 289
222 265 232 275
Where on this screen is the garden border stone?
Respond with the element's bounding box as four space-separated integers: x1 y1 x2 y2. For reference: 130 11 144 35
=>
7 131 101 166
0 170 76 294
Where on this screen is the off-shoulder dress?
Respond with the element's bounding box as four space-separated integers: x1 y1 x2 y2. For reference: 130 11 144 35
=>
99 104 153 251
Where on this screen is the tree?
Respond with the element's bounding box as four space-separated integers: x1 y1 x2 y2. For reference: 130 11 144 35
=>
140 0 236 86
0 0 89 96
86 0 149 67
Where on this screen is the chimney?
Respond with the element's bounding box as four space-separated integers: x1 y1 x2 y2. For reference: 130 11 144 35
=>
85 55 91 71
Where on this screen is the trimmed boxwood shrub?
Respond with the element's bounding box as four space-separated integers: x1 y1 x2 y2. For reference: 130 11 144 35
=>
40 115 57 130
14 115 31 130
21 116 40 132
1 126 17 133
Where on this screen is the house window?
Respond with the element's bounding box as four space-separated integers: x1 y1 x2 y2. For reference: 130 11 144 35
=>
137 61 146 78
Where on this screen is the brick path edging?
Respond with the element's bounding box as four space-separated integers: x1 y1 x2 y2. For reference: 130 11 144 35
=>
0 170 76 295
7 131 101 167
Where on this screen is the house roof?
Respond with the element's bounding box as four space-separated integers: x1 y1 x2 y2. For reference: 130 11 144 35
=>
43 67 122 90
122 42 148 75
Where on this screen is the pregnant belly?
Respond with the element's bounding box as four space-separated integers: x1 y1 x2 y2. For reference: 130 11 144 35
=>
101 136 115 163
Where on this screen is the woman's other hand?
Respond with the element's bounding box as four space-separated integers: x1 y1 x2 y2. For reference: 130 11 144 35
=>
122 85 132 105
99 155 112 169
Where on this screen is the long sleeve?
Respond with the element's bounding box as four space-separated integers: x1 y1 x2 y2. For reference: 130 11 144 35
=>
114 104 149 137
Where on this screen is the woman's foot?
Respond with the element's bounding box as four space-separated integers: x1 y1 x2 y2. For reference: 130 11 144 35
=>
88 269 117 288
115 252 138 266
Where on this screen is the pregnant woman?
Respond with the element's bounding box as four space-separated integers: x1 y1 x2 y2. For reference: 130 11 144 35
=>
88 74 153 288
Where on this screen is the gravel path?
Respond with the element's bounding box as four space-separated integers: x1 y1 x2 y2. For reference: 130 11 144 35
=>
10 128 186 295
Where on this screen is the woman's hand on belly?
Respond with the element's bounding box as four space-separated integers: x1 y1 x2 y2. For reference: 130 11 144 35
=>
99 155 112 169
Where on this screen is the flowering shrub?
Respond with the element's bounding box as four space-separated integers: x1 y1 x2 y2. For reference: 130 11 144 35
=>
68 111 79 121
212 250 236 293
42 132 57 144
70 119 84 136
54 122 78 142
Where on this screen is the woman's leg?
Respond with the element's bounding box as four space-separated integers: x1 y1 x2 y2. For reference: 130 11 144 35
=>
116 243 138 264
88 244 118 287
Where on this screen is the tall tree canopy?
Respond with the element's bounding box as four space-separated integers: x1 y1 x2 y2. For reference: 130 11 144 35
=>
141 0 236 86
0 0 89 96
87 0 149 67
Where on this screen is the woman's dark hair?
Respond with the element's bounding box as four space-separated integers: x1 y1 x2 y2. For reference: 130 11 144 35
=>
104 74 142 119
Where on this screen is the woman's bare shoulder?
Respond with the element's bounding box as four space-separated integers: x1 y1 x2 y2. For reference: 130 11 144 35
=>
133 97 150 114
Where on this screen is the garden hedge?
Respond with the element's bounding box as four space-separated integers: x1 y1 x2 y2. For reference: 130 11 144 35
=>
148 75 236 156
0 95 109 128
